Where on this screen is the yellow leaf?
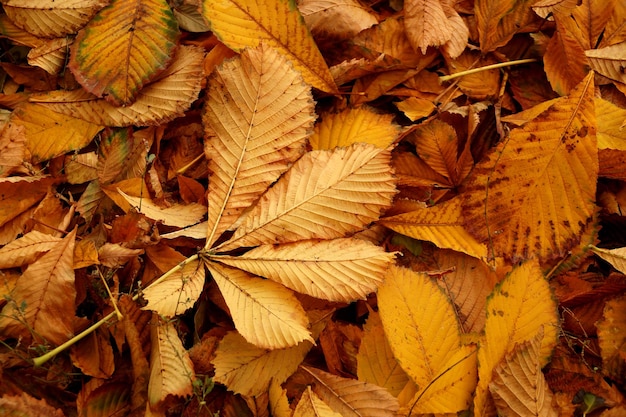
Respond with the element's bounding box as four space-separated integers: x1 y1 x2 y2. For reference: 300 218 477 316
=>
0 229 77 346
380 197 489 260
269 380 293 417
404 0 451 54
462 72 597 263
595 98 626 150
309 107 399 150
395 97 436 122
596 296 626 382
378 266 477 413
294 386 343 417
302 366 399 417
357 311 410 397
70 0 179 105
32 45 204 127
0 230 62 269
217 143 396 252
2 0 107 38
142 257 205 317
202 0 338 93
474 260 558 417
585 42 626 85
206 261 313 349
27 37 72 75
148 315 194 406
212 331 313 396
11 103 102 163
203 43 315 248
117 189 206 228
489 332 558 417
214 238 395 302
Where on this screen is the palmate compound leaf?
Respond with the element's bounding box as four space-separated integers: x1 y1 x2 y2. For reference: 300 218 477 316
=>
31 45 204 127
206 261 314 349
203 43 315 248
213 238 395 303
69 0 179 106
462 71 597 263
473 259 559 417
215 143 396 252
202 0 338 93
378 265 477 413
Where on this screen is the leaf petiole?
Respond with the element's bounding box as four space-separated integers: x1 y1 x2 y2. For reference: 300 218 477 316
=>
439 58 538 82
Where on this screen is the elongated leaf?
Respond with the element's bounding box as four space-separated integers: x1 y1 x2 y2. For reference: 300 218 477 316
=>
475 0 537 52
213 238 394 302
302 366 399 417
202 0 337 93
591 246 626 275
148 315 194 406
378 266 476 413
309 107 399 150
404 0 450 54
2 0 107 38
32 45 204 127
489 333 558 417
116 189 205 228
217 143 396 251
0 229 76 346
70 0 179 105
474 260 558 417
206 261 313 349
0 230 62 269
462 72 597 263
212 331 314 396
380 197 488 260
596 296 626 382
203 43 314 248
585 42 626 85
142 257 205 317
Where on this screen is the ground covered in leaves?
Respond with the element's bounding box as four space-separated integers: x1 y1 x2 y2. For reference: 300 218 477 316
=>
1 0 626 416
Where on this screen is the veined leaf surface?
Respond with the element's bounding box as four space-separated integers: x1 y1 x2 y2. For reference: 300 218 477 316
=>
202 0 338 93
70 0 179 106
203 43 315 248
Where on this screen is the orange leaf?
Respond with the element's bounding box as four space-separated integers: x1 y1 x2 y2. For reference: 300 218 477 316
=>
404 0 450 54
596 295 626 382
475 0 537 52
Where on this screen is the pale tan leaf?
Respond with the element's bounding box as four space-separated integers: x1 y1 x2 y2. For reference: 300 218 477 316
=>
217 143 396 252
357 311 410 397
0 229 77 346
585 41 626 84
142 257 205 317
2 0 108 38
404 0 451 54
294 386 343 417
441 0 468 59
298 0 378 41
160 221 207 240
302 366 399 417
148 314 195 406
214 238 394 302
31 45 204 127
117 189 205 228
309 107 399 150
97 243 143 268
0 230 62 269
591 246 626 275
27 37 72 75
206 261 313 349
203 43 314 248
489 333 558 417
212 331 314 396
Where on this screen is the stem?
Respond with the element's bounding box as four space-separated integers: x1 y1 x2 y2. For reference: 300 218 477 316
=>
32 254 201 367
439 58 538 82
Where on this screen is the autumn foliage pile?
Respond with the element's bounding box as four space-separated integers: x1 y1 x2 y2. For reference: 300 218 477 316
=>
1 0 626 416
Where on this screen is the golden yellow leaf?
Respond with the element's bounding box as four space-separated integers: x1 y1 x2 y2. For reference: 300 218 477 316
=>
70 0 179 106
203 43 314 248
217 143 396 252
585 42 626 85
489 332 558 417
142 257 205 317
294 386 343 417
202 0 338 93
596 296 626 382
395 97 436 122
380 197 489 260
214 238 394 302
11 103 102 163
595 98 626 150
298 0 378 41
212 331 314 396
462 72 597 263
357 311 410 397
309 107 399 150
206 261 313 349
148 314 195 406
0 229 77 346
404 0 450 54
475 0 537 52
0 230 62 269
27 37 72 75
474 260 558 417
32 45 204 127
378 266 477 413
116 189 205 229
2 0 107 38
302 366 399 417
269 381 293 417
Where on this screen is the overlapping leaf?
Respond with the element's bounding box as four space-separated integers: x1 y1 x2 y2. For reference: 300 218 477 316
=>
203 43 315 248
295 387 343 417
202 0 338 93
596 296 626 382
475 0 537 52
